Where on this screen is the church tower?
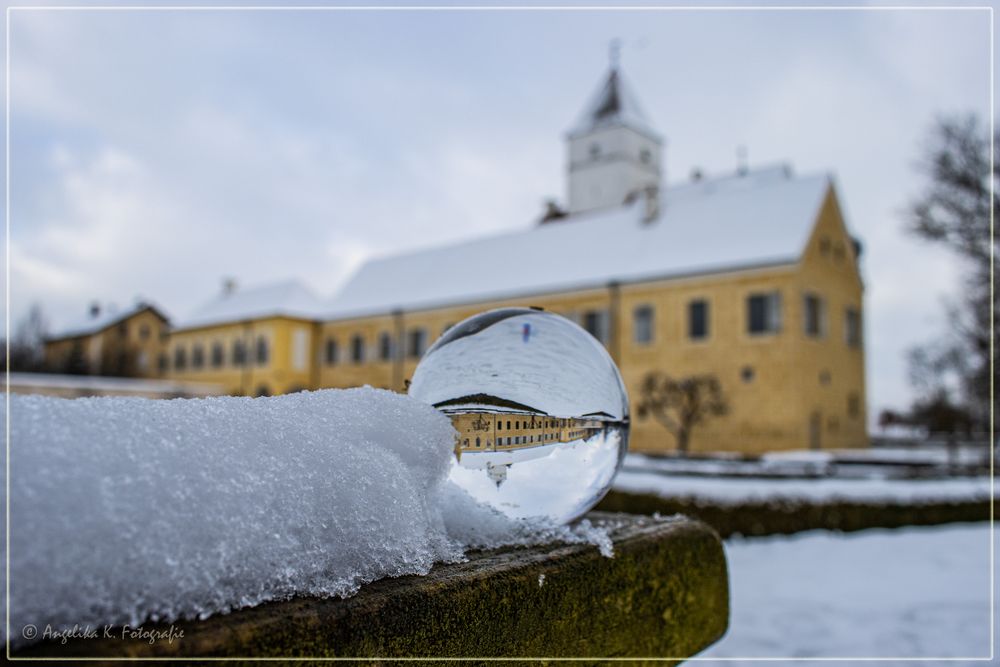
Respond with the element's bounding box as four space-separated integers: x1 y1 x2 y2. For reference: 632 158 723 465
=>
566 49 663 215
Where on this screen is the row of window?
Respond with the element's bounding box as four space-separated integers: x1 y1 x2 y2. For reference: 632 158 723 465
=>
162 293 860 373
622 293 861 346
465 433 561 448
164 337 269 372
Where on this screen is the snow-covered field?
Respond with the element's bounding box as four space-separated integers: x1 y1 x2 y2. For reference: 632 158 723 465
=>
614 469 992 504
701 524 995 663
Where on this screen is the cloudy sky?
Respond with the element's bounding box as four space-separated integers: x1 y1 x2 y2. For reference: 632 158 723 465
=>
5 3 993 417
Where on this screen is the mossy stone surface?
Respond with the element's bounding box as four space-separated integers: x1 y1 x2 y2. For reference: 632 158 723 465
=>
16 512 729 664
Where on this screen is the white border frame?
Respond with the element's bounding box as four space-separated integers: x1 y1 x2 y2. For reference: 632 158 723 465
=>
3 3 995 662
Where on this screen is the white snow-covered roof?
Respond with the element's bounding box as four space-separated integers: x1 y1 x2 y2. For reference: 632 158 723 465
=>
327 166 833 319
177 280 326 331
49 301 169 341
567 66 660 140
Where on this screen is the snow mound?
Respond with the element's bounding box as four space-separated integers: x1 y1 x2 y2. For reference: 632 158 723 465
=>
6 389 613 645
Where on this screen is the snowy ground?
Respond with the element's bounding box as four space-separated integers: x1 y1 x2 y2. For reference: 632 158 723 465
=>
614 469 992 504
626 447 992 479
699 524 995 663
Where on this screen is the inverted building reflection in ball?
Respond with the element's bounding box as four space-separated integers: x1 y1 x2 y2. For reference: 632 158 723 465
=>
409 308 629 523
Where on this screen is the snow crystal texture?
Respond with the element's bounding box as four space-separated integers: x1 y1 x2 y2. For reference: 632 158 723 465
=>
6 389 613 645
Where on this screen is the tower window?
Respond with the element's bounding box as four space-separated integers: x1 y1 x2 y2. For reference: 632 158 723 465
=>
803 293 826 338
848 393 861 418
845 307 861 348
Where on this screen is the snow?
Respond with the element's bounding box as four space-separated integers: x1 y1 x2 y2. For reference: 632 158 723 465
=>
8 372 223 397
614 470 991 504
326 167 831 319
702 524 994 662
6 389 615 646
177 279 327 330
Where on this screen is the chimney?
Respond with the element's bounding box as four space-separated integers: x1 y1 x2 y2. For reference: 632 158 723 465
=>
89 302 101 319
539 199 567 225
736 145 749 176
222 277 238 296
642 184 660 224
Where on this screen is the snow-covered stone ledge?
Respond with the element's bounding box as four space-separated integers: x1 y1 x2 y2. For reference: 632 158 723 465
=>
13 512 729 661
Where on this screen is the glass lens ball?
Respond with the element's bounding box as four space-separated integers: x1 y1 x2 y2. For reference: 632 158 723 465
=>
409 307 630 523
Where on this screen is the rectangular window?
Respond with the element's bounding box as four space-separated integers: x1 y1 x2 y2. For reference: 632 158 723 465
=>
848 392 861 419
845 307 861 348
158 354 168 373
583 309 609 344
633 305 654 345
378 332 393 361
232 340 247 365
192 344 204 369
407 328 427 359
173 347 187 370
292 328 309 371
350 334 365 364
688 299 709 340
211 342 224 368
325 338 338 365
803 293 826 338
256 335 270 365
747 292 782 335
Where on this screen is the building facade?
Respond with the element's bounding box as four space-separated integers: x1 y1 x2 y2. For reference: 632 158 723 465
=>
44 303 170 378
45 60 868 455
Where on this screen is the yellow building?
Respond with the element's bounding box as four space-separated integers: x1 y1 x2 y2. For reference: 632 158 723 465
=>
450 411 605 454
163 281 323 397
315 62 868 455
60 59 866 456
44 302 169 378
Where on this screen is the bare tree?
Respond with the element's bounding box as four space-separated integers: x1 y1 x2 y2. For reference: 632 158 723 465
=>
636 372 729 455
906 113 998 429
6 304 49 372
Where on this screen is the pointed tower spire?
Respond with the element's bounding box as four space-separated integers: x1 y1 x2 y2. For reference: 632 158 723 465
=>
564 51 664 214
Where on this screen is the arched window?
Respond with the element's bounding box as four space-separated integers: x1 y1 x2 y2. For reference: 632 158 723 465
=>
211 342 224 368
191 344 204 369
350 334 365 364
325 338 338 365
232 340 247 365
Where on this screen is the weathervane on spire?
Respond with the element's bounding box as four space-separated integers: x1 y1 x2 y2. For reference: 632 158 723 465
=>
609 38 622 70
